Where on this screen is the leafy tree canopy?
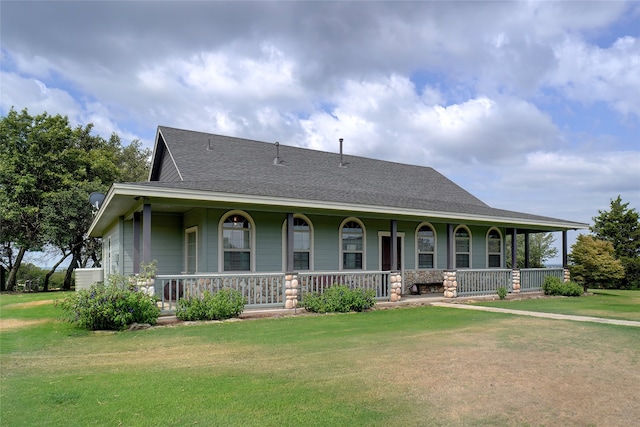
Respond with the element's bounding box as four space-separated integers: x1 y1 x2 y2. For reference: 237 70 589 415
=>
0 108 150 290
591 195 640 259
569 234 624 289
590 196 640 289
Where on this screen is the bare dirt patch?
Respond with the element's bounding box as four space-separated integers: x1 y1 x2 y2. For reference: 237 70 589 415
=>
4 299 55 309
0 318 50 331
365 318 640 426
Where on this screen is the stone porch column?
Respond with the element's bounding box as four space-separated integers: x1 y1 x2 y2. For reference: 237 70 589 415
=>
390 271 403 302
285 272 299 309
512 269 521 293
443 270 457 298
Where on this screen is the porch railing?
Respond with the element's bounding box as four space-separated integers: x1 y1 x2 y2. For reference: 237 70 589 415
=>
297 271 391 301
457 269 512 296
520 268 564 293
155 273 286 311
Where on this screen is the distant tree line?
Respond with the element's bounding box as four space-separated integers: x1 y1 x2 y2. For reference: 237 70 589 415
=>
0 108 151 291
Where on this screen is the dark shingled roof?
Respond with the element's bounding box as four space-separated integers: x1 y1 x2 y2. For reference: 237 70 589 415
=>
143 126 581 226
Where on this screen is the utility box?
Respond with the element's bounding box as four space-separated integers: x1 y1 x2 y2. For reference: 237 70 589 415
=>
74 268 104 291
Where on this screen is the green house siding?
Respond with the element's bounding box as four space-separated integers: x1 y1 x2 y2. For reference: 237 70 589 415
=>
102 222 120 276
122 219 134 275
150 213 183 275
115 207 513 275
183 208 206 272
253 211 284 272
306 215 340 271
203 209 220 272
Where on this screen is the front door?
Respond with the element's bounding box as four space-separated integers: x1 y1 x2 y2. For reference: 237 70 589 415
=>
381 236 402 271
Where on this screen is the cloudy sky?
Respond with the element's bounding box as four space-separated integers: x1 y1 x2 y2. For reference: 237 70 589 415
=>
2 1 639 263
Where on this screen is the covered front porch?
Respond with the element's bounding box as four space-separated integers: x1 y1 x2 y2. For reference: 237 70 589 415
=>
88 186 582 313
148 266 566 313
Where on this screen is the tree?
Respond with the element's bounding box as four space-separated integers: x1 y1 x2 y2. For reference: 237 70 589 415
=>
1 109 77 290
569 235 625 291
591 196 640 289
0 108 151 291
506 232 558 268
591 196 640 259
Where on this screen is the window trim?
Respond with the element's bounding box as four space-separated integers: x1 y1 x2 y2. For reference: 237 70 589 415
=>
339 217 366 270
218 210 256 272
184 226 198 274
281 214 314 271
415 222 437 269
486 227 503 269
454 225 472 269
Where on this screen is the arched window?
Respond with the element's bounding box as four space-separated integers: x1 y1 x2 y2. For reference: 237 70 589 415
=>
220 211 254 271
341 218 365 270
487 228 502 268
416 223 436 269
454 225 471 268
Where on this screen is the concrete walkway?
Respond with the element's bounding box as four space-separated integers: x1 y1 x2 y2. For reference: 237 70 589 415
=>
430 302 640 327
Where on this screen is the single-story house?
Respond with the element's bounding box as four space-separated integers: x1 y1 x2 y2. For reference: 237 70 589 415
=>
87 126 587 309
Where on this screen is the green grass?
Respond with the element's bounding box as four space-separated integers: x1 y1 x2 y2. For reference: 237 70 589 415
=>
1 291 639 426
475 289 640 321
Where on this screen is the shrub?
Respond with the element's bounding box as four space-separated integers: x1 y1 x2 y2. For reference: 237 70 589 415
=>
301 285 376 313
497 286 508 300
542 276 584 297
58 283 160 330
176 289 246 321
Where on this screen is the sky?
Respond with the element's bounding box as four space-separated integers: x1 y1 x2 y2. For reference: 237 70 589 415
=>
1 1 639 266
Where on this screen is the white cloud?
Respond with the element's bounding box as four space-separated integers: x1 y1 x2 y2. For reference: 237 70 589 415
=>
549 36 640 117
0 72 143 146
296 75 560 168
0 71 80 118
473 150 640 224
1 0 638 233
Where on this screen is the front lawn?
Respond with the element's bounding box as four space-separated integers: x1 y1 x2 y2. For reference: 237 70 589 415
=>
476 289 640 321
1 292 639 426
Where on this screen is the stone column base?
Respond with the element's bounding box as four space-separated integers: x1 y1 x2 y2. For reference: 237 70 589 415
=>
443 270 457 298
284 273 299 309
512 269 520 293
390 272 403 302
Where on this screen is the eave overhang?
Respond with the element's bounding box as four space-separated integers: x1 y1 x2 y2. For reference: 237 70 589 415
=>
88 183 589 237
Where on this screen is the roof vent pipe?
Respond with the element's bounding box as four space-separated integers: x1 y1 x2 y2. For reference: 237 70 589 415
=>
339 138 344 167
207 138 212 151
273 141 280 165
